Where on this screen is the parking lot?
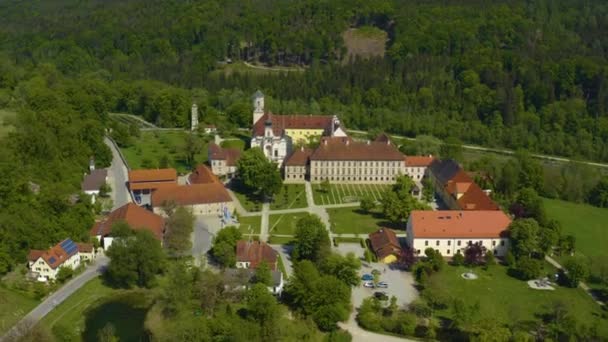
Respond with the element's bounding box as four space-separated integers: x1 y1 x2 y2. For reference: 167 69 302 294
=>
335 242 418 309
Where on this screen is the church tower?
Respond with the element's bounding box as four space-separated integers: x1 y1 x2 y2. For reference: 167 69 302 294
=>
252 90 265 125
191 103 199 131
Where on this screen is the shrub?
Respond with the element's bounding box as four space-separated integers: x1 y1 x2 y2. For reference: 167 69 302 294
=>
452 252 465 266
513 256 543 280
563 257 589 288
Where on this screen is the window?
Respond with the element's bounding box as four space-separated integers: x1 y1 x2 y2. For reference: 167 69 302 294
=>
424 240 429 246
447 241 451 246
436 240 440 246
492 241 496 247
500 240 505 246
457 240 461 246
468 240 472 246
446 250 450 255
416 250 420 254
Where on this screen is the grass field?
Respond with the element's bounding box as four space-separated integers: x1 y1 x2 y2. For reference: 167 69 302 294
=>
0 108 16 138
328 207 390 234
0 287 39 334
41 277 151 341
220 139 245 151
544 198 608 260
312 183 390 205
238 215 261 235
268 212 310 235
431 265 608 337
268 236 295 245
120 130 208 173
270 184 307 210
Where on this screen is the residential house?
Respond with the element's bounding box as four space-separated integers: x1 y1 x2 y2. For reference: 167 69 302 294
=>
81 169 107 204
77 243 97 262
284 147 312 183
404 156 434 181
223 268 284 296
208 143 241 178
406 210 511 257
202 124 217 134
128 168 177 206
368 228 402 264
27 239 81 282
235 240 278 270
428 159 499 210
90 202 165 250
153 165 234 216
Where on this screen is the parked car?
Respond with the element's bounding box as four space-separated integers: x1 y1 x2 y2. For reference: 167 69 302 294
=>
374 291 388 301
363 281 375 288
361 274 373 281
376 281 388 288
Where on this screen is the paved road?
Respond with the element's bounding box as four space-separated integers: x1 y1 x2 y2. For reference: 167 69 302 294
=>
340 312 415 342
269 244 294 278
545 255 605 306
191 217 217 267
260 203 270 242
347 129 608 169
1 256 109 342
103 137 131 209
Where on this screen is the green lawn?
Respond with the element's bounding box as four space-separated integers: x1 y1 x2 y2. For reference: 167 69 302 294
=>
544 198 608 260
431 264 608 337
268 212 309 235
220 139 245 151
312 183 390 205
120 130 209 173
0 286 39 334
327 207 390 234
238 215 261 235
268 236 295 245
0 108 16 138
41 277 152 341
270 184 307 210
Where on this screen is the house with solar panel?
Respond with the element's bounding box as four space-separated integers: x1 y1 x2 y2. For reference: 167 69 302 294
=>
27 239 82 282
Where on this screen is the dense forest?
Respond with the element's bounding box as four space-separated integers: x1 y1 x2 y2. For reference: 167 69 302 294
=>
1 0 608 275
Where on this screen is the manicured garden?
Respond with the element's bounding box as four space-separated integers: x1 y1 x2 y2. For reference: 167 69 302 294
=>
312 183 390 205
327 207 388 234
268 212 310 235
237 215 261 235
269 184 307 210
430 264 608 336
41 277 152 341
544 198 608 260
120 130 209 173
0 286 39 334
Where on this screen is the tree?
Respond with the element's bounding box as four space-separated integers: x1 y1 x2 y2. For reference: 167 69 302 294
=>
513 256 543 280
380 175 421 225
97 323 118 342
510 187 547 225
440 136 463 160
424 248 444 271
484 250 496 266
254 261 273 286
318 252 361 287
164 206 194 256
452 251 465 266
292 214 330 262
56 266 74 283
236 148 282 199
563 257 589 288
464 243 485 266
395 248 416 270
159 262 193 316
421 177 434 202
359 197 375 213
184 132 202 168
106 230 165 288
210 226 242 267
589 177 608 208
247 283 280 340
508 218 541 258
98 183 111 198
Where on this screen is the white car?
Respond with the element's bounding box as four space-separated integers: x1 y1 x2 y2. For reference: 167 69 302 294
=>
363 281 375 288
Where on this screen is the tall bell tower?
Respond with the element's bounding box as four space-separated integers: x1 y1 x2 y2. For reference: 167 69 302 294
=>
191 103 199 131
252 90 265 125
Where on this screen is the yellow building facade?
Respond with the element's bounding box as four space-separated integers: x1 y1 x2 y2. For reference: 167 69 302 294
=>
284 128 325 144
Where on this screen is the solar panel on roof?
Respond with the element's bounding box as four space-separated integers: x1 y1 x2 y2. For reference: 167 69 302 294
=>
49 257 56 264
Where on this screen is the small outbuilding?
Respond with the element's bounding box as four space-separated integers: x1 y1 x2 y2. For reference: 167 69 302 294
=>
368 228 402 264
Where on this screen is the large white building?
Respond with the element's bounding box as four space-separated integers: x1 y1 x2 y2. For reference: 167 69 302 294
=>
249 91 346 167
406 210 511 257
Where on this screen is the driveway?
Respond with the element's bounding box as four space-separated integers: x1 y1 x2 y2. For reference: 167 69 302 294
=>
103 137 131 209
191 215 223 267
269 244 293 278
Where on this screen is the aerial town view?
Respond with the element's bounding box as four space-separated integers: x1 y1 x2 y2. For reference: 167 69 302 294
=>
0 1 607 341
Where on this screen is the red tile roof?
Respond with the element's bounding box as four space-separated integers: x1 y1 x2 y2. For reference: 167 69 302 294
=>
236 241 278 269
405 156 435 167
27 250 44 262
310 137 404 161
252 113 334 136
90 203 165 240
409 210 511 238
208 143 242 167
368 228 402 260
151 183 232 207
128 168 177 191
189 165 218 184
285 148 312 166
29 239 79 269
77 243 94 253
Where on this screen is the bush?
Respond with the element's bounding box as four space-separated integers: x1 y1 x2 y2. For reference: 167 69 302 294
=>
512 256 543 280
324 329 352 342
452 252 464 266
56 266 74 283
563 257 589 288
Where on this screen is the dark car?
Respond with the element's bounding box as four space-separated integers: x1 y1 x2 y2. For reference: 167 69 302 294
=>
374 291 389 301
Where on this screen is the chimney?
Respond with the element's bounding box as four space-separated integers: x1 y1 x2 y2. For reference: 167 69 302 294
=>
300 146 304 151
366 140 370 145
323 139 328 146
89 157 95 171
345 139 350 146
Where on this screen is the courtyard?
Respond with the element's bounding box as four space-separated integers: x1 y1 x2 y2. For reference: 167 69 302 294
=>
312 183 391 205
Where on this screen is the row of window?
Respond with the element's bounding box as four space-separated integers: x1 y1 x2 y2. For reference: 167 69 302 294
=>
416 249 499 256
313 168 400 175
312 176 395 182
312 161 401 167
286 174 305 179
424 240 505 247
